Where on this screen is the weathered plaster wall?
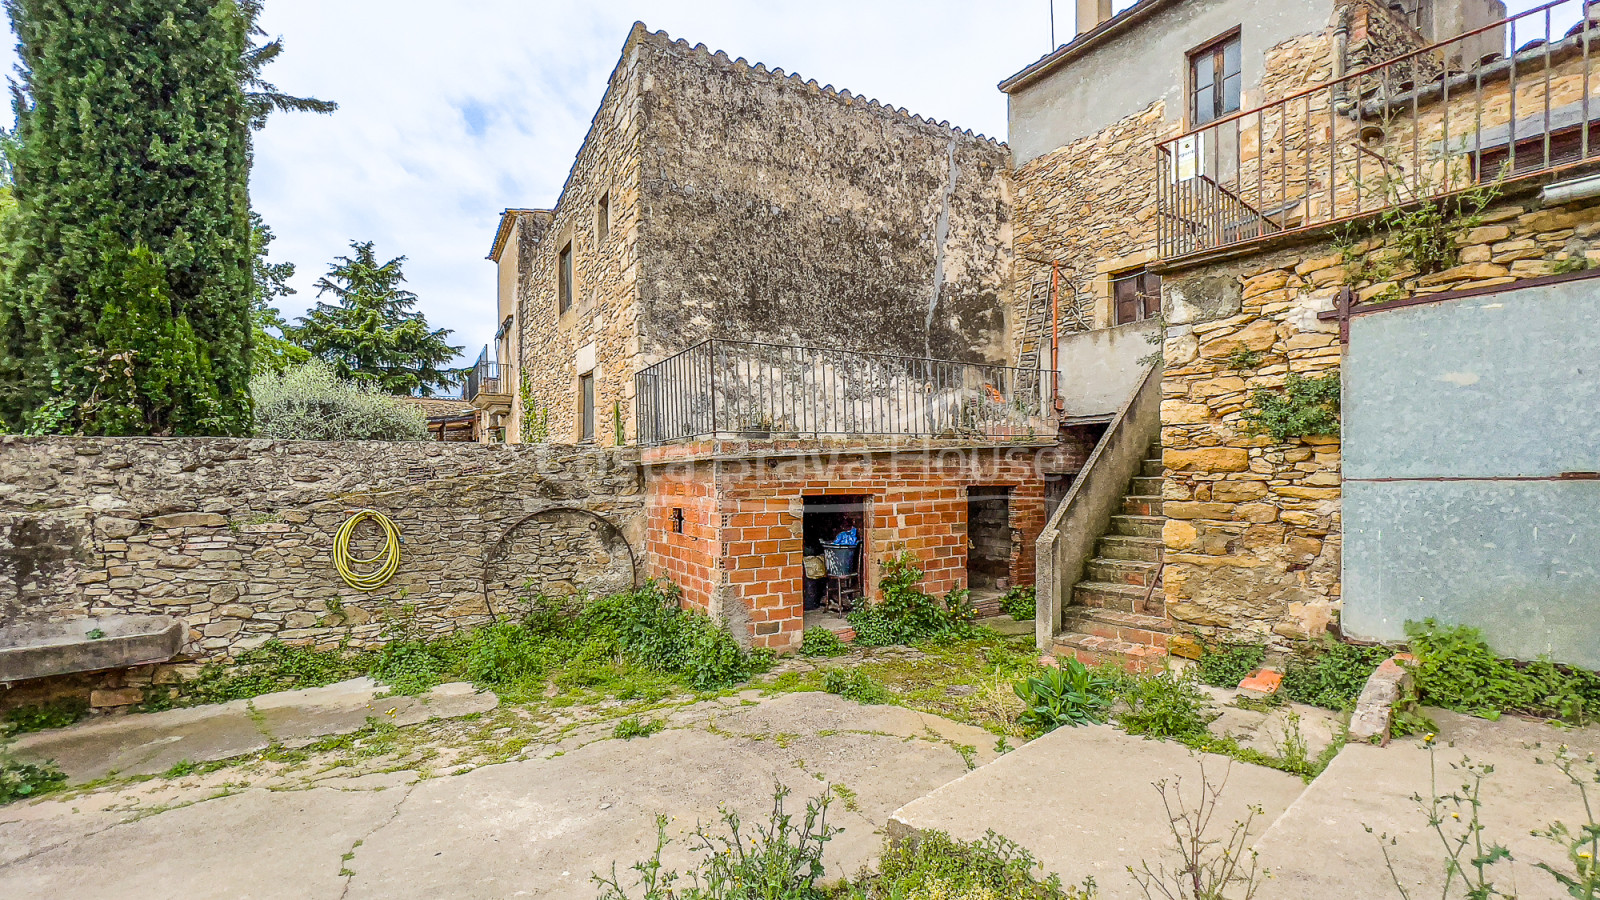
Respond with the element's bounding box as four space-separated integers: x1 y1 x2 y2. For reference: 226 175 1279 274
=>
635 32 1014 367
1055 320 1161 419
0 438 644 682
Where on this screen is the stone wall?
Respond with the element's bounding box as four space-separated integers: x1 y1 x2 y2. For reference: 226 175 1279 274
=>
635 31 1013 367
1156 185 1600 649
0 438 644 687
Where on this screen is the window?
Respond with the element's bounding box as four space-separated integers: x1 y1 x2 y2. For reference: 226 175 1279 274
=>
1112 268 1162 325
596 192 610 245
558 241 573 313
1190 33 1242 126
579 372 595 442
671 508 684 534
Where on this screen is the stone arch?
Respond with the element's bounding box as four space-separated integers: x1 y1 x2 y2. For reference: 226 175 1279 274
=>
482 507 638 619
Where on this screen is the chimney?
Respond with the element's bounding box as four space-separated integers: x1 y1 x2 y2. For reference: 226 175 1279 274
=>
1076 0 1114 37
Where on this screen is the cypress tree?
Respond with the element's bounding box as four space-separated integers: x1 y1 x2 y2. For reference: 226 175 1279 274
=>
0 0 254 435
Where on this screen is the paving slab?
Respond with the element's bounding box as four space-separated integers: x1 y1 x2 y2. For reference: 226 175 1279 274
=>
9 678 498 781
1254 709 1600 900
889 722 1308 898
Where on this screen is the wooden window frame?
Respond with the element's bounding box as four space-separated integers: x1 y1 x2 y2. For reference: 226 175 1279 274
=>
1112 268 1163 326
578 371 595 443
1187 28 1243 129
557 241 573 314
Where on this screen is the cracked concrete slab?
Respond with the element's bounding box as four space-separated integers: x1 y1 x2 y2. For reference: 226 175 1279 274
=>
8 679 498 782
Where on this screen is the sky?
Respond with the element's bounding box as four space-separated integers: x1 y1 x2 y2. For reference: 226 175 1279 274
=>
0 0 1569 370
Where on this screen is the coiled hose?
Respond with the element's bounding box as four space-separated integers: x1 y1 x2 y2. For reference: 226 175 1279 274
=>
333 510 402 591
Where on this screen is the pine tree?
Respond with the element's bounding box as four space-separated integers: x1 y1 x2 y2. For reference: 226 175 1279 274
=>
250 214 309 375
295 241 461 396
0 0 255 435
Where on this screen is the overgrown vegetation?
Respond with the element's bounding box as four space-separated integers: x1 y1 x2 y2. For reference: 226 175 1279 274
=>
2 697 89 734
1113 669 1215 744
149 581 770 710
612 716 664 740
0 750 65 805
1405 620 1600 723
1131 761 1265 900
1225 347 1264 371
998 585 1038 621
799 627 849 658
1241 372 1341 443
1015 658 1110 733
848 553 979 647
1196 641 1266 689
844 829 1093 900
1281 638 1391 710
252 359 429 441
822 668 893 705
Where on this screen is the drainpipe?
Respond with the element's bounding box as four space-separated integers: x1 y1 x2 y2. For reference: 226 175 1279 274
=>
1049 262 1062 414
1332 6 1353 116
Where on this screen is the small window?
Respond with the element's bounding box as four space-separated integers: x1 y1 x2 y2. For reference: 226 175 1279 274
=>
1112 269 1162 326
671 508 685 534
596 192 610 245
579 372 595 442
1190 33 1242 126
558 241 573 314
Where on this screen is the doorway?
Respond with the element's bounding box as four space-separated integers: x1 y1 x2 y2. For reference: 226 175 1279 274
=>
967 487 1013 600
801 495 868 632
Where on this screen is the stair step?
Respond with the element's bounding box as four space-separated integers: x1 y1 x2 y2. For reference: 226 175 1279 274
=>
1096 535 1164 563
1109 514 1164 538
1121 495 1164 517
1052 633 1168 672
1062 608 1171 647
1140 458 1164 478
1128 476 1163 496
1071 580 1165 617
1087 556 1160 587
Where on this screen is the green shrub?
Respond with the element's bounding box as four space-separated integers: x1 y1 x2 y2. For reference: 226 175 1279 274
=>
823 668 893 705
997 586 1037 621
1195 641 1266 689
0 753 66 805
252 359 429 441
1242 372 1340 443
595 784 836 900
845 829 1088 900
1406 620 1600 722
799 627 849 658
2 698 89 735
848 553 979 647
1281 639 1391 710
1015 659 1110 733
1115 670 1213 742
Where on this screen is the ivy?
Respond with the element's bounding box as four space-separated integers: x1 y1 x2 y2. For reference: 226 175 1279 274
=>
1242 373 1340 443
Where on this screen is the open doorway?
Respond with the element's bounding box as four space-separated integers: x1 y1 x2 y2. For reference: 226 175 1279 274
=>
967 487 1012 606
801 495 868 634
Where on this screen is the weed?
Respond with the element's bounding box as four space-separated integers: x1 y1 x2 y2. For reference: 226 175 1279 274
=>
1405 620 1600 723
1281 637 1391 710
1532 746 1600 898
823 669 893 705
85 628 106 640
1369 740 1514 899
162 759 199 779
998 585 1038 621
845 829 1093 899
799 627 849 658
1196 641 1266 689
1116 670 1214 743
1131 761 1265 900
594 783 837 900
612 717 664 740
2 697 89 735
1015 658 1111 733
848 552 979 647
1241 373 1340 444
0 750 66 805
1225 347 1264 371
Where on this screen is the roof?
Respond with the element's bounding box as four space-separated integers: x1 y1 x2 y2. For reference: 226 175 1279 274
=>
487 209 551 262
998 0 1173 94
390 395 476 421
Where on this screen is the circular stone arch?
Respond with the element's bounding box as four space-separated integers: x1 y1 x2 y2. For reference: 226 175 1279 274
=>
482 506 638 620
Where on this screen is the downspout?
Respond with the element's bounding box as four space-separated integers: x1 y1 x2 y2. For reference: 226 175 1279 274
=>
1049 261 1062 414
1332 5 1354 117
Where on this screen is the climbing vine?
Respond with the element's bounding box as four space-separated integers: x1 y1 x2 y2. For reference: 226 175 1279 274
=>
1242 373 1340 443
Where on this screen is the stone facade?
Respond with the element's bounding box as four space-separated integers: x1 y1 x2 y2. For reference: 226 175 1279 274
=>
643 438 1092 651
0 438 644 685
508 24 1013 447
1157 185 1600 649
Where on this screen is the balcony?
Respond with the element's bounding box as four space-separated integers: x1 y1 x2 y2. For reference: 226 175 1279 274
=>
1157 0 1600 260
633 339 1056 447
464 350 511 412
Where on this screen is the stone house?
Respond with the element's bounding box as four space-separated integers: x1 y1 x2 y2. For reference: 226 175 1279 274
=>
1017 0 1600 669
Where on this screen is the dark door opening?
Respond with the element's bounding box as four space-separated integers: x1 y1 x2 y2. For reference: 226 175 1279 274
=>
802 495 867 612
967 487 1013 595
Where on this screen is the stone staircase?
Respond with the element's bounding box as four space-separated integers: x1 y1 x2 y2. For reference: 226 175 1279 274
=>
1052 442 1170 669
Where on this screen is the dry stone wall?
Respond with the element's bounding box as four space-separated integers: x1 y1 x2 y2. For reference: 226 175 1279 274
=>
0 438 644 675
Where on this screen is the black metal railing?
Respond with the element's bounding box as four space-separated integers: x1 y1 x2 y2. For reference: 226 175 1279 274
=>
466 357 508 402
634 340 1055 446
1157 0 1600 259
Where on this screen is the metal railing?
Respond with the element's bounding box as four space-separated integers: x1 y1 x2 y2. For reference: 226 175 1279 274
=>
1157 0 1600 259
634 339 1056 446
465 357 508 402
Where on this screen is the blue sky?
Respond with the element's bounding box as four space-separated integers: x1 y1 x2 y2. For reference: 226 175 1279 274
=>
0 1 1568 367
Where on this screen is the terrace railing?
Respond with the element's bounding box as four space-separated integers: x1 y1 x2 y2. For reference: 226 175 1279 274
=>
634 339 1056 446
1157 0 1600 259
465 356 508 404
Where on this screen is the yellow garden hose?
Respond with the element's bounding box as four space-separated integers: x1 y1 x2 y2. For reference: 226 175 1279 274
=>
334 510 402 591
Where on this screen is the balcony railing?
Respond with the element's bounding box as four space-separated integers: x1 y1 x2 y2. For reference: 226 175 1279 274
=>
634 339 1056 447
465 358 508 403
1157 0 1600 259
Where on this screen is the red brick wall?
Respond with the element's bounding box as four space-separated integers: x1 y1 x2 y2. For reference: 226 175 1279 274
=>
644 441 1092 652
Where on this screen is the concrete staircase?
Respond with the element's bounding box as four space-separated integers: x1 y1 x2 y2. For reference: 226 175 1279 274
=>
1051 442 1169 669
